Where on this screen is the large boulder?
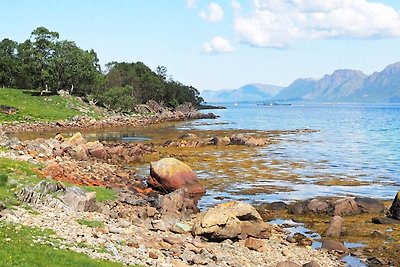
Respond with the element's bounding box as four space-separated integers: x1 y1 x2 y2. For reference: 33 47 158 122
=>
355 197 384 214
147 158 205 195
193 201 271 241
333 197 360 216
86 141 108 159
387 191 400 220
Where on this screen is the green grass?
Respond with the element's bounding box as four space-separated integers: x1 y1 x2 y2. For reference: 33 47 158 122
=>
0 88 101 123
76 219 104 228
0 222 129 267
82 185 117 202
0 157 43 207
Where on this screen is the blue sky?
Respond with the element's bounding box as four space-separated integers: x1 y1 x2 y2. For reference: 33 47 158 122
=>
1 0 400 91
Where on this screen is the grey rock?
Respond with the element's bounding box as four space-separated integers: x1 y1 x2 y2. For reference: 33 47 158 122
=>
355 197 384 214
333 198 360 216
303 261 321 267
307 199 329 214
371 217 400 224
151 219 167 231
63 186 96 212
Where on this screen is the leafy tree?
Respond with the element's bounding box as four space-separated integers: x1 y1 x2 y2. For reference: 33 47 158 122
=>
0 38 19 87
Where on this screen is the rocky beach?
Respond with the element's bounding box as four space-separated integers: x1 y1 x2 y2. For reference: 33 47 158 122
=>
0 103 399 267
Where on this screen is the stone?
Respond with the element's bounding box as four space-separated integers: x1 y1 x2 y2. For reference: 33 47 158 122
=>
245 237 266 251
151 219 167 231
387 191 400 220
333 198 360 216
303 261 321 267
156 188 199 222
171 222 192 234
290 203 305 215
148 251 158 259
293 233 312 247
87 141 108 159
68 144 88 161
320 239 349 254
307 199 329 214
325 216 345 238
210 136 231 146
276 261 302 267
355 197 385 214
172 259 190 267
66 132 85 146
229 134 267 146
147 158 205 195
63 186 96 212
163 236 184 246
268 201 289 211
193 201 271 241
371 217 400 224
192 255 208 265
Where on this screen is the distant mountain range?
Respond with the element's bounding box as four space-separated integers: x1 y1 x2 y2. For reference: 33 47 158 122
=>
202 61 400 103
201 84 283 103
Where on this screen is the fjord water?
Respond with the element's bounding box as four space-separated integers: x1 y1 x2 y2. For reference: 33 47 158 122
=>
191 102 400 207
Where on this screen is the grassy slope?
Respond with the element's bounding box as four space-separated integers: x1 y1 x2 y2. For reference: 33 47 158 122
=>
0 88 101 123
0 222 126 267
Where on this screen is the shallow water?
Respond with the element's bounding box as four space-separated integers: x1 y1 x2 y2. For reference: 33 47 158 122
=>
190 103 400 207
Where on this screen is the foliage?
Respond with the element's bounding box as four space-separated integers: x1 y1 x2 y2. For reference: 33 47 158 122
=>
76 219 104 228
0 26 204 114
0 222 128 267
0 174 8 187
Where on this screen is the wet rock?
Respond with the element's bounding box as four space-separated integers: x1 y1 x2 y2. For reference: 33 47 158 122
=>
325 216 345 238
268 201 289 211
276 261 302 267
307 199 330 214
367 257 390 267
371 217 400 224
210 136 231 146
387 191 400 220
333 197 360 216
229 134 268 147
63 186 96 212
244 237 266 251
355 197 385 214
320 239 349 254
290 203 306 215
292 233 312 247
193 201 271 241
147 158 205 195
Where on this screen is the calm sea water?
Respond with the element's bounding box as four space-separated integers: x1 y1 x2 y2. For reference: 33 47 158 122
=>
188 103 400 206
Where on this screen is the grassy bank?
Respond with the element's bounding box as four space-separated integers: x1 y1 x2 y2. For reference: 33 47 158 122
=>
0 88 102 123
0 222 127 267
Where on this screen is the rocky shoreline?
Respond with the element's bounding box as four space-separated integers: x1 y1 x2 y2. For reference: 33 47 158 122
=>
1 106 399 266
0 123 345 266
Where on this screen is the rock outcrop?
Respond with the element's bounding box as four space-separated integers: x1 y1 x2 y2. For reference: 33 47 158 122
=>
387 191 400 221
147 158 205 195
193 201 272 241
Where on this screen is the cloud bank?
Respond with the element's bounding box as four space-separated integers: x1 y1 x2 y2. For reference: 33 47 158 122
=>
233 0 400 48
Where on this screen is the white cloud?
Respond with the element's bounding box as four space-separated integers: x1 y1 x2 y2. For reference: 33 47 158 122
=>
186 0 196 9
202 36 235 54
199 2 224 23
234 0 400 48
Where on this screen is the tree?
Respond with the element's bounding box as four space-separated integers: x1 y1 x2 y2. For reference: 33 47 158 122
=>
0 38 19 87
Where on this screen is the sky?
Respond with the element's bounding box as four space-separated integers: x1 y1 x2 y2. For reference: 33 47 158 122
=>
1 0 400 91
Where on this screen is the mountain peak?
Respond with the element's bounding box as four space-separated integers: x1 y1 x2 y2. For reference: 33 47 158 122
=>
382 61 400 74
